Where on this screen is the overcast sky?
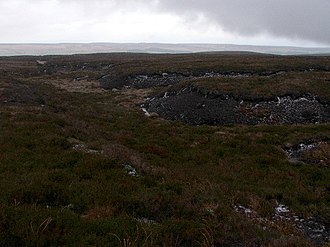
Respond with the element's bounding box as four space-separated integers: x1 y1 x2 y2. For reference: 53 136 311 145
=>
0 0 329 47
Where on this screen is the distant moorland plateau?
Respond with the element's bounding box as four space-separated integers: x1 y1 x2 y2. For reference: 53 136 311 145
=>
1 43 330 56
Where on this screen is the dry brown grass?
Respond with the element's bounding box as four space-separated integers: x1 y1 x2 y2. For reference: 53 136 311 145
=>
43 78 106 93
102 143 168 176
114 88 154 109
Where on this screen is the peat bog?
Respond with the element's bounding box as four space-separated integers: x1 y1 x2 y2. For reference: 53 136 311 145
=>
0 53 329 246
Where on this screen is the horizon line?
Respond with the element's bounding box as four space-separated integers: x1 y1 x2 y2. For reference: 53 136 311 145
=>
0 42 329 49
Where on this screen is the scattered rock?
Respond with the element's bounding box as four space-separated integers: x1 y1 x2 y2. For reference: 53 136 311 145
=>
100 71 288 89
74 76 89 81
234 202 330 245
141 107 150 117
234 204 256 216
284 140 329 166
36 60 47 66
272 201 330 246
123 163 139 177
72 143 86 151
61 204 74 211
275 204 290 214
72 143 101 154
135 217 156 225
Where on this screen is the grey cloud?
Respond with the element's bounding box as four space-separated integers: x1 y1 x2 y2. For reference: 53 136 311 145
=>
80 0 328 44
153 0 330 44
20 0 330 44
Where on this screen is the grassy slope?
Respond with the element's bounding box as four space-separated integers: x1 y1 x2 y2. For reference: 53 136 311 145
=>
0 53 329 246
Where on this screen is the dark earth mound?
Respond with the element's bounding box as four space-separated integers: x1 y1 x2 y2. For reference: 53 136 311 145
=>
145 87 330 125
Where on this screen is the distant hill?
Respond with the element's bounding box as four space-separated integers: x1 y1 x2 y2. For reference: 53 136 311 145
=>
0 43 330 56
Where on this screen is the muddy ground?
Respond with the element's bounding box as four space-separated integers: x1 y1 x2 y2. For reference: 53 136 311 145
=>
144 87 330 125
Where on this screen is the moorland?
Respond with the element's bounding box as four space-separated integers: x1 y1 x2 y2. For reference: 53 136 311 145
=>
0 52 329 246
